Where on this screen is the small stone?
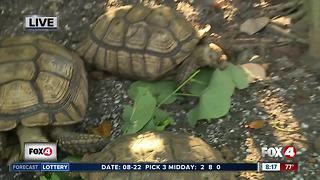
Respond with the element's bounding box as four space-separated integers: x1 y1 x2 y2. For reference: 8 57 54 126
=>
240 17 270 35
260 115 268 120
287 108 294 112
272 76 281 81
70 44 77 50
288 85 297 90
82 17 88 23
84 3 93 10
300 123 309 129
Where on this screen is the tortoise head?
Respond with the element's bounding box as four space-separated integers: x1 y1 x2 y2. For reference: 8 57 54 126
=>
175 43 228 84
198 43 228 70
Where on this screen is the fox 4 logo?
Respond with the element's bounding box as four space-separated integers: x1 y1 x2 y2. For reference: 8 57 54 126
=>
29 147 53 156
24 142 57 161
261 146 296 158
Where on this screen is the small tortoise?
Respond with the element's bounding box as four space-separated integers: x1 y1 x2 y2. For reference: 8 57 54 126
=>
78 4 228 82
81 131 235 180
0 35 107 160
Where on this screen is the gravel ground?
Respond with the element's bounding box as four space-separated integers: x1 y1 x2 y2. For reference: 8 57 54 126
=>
0 0 319 179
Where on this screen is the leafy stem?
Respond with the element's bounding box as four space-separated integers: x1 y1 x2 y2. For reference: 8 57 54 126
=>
189 79 207 85
174 93 199 97
128 106 136 128
156 69 200 108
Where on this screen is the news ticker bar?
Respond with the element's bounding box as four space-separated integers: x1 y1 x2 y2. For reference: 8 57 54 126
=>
10 162 298 172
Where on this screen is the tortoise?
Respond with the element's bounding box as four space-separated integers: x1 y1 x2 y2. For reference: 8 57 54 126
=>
81 131 236 180
0 35 107 160
78 4 228 82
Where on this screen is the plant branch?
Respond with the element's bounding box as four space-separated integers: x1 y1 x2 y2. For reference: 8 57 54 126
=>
157 70 200 108
175 93 200 97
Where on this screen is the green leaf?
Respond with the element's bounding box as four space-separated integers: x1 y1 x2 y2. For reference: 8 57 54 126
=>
61 155 82 163
55 172 80 180
140 119 156 131
40 173 61 180
122 88 157 134
208 69 235 97
121 105 134 133
187 69 212 96
198 87 232 119
154 118 173 131
141 109 175 131
40 176 49 180
187 69 235 126
225 63 249 89
187 107 199 127
128 81 177 104
51 173 62 180
153 109 175 131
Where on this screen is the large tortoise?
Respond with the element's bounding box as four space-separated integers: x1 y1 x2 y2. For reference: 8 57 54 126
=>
81 131 236 180
78 4 228 82
0 35 107 160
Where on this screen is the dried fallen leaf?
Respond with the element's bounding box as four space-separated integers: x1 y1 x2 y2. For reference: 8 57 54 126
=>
240 63 267 83
89 120 112 138
261 63 270 70
198 24 211 38
271 17 292 27
212 0 226 9
245 120 265 129
240 17 270 35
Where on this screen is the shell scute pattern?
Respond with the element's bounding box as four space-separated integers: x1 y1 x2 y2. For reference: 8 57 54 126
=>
79 5 199 80
81 131 236 180
0 35 88 131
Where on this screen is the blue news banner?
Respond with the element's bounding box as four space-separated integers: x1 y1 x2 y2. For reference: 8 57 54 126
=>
10 163 258 172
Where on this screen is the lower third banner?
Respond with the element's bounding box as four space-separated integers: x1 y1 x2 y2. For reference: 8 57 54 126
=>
10 162 258 172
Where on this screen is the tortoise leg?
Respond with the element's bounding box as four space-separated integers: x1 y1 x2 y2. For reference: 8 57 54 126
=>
50 127 108 155
16 125 49 159
1 133 21 163
6 145 21 164
0 133 6 159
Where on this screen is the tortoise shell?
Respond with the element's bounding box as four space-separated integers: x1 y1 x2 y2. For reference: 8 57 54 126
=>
78 5 200 80
81 131 235 180
0 35 88 132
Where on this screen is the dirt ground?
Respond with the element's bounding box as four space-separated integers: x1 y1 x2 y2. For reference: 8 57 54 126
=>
0 0 319 179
